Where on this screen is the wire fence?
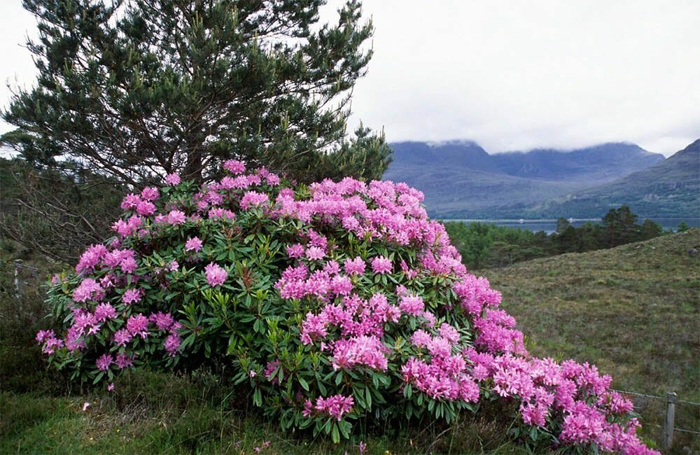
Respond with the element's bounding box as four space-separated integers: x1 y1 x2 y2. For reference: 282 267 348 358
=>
613 389 700 449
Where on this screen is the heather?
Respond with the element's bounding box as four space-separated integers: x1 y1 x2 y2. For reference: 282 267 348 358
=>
28 162 658 453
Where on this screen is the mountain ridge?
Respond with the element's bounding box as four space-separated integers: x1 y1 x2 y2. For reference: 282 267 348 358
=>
528 139 700 218
384 140 666 217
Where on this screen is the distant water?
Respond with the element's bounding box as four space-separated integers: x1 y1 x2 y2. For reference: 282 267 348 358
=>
444 218 700 234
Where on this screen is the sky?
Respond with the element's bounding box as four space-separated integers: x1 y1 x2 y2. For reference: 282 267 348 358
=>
1 1 699 156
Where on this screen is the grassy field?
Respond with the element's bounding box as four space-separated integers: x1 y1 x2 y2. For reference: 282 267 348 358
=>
482 229 700 451
0 372 528 455
1 232 697 453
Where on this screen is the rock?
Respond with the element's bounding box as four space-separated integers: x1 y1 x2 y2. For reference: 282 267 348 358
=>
688 247 698 257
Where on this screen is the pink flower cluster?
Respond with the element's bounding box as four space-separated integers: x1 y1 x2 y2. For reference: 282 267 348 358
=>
223 159 246 174
303 394 354 421
36 330 63 354
299 292 400 345
76 247 138 276
463 349 655 452
165 173 181 186
332 335 389 371
275 263 354 303
401 325 480 402
185 236 203 252
205 262 227 287
240 191 270 210
370 256 392 274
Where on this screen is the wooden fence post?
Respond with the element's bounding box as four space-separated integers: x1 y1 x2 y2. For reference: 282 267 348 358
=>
13 259 22 299
663 392 677 449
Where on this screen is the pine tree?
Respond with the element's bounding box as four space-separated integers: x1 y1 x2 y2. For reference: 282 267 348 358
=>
602 206 639 247
2 0 391 185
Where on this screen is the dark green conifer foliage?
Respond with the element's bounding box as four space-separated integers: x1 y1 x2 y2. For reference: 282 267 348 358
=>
2 0 391 184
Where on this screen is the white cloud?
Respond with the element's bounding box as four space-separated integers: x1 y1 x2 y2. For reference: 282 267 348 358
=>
339 0 700 155
2 1 698 157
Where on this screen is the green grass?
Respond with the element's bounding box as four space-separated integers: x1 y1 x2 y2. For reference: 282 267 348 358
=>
481 229 700 451
0 374 529 455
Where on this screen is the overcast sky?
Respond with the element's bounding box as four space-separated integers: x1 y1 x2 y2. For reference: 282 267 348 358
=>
2 1 699 156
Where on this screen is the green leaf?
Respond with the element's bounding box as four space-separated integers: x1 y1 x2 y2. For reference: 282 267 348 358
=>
253 388 262 407
331 422 340 443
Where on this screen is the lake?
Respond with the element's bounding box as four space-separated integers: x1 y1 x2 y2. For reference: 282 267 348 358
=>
443 217 700 234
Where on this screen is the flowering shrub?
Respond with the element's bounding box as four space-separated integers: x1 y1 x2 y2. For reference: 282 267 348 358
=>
39 161 656 453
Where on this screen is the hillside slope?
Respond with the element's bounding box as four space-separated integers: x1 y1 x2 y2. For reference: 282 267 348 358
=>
482 229 700 449
385 141 664 217
531 139 700 218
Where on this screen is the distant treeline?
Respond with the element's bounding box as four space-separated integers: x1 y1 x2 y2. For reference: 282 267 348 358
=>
444 206 683 269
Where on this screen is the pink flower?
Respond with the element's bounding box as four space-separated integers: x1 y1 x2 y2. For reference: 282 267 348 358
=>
240 191 269 209
150 312 175 331
205 262 227 287
121 193 141 210
312 394 354 421
76 244 107 273
421 311 436 327
167 210 186 225
73 278 104 302
439 323 460 344
223 159 246 174
371 256 392 274
285 243 304 258
165 173 181 185
94 303 117 322
399 295 425 316
115 353 133 368
265 360 281 384
185 236 203 252
42 336 64 354
332 336 388 371
140 186 159 201
164 333 181 356
344 257 366 275
330 275 353 296
136 200 156 216
411 330 432 348
122 288 142 305
126 314 150 339
300 312 329 345
114 329 133 346
96 353 113 371
36 329 55 343
305 246 325 261
120 256 138 274
208 208 236 220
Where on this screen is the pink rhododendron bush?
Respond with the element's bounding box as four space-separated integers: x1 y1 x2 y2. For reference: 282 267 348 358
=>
38 161 656 453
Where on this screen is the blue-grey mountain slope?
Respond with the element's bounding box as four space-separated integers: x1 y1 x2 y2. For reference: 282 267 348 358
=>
530 139 700 218
384 141 664 218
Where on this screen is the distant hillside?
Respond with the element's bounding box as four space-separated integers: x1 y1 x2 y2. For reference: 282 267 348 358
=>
384 141 664 218
530 139 700 218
